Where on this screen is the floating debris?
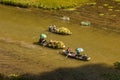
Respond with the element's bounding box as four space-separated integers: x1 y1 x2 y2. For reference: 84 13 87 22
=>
61 16 70 21
80 21 91 26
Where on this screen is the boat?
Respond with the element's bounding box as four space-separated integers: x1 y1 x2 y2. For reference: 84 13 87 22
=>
59 50 91 61
38 39 65 49
46 40 65 49
49 25 72 35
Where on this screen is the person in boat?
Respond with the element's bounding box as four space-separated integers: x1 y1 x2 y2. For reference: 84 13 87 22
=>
49 25 56 32
66 47 71 53
75 48 84 56
75 51 80 56
38 34 47 46
39 38 46 45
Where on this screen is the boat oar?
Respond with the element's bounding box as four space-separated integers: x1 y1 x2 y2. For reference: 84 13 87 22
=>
66 54 69 58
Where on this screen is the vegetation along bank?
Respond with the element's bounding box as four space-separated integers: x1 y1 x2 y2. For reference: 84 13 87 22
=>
0 0 89 10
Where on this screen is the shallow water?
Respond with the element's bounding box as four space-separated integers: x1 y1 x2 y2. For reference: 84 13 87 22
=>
0 4 120 66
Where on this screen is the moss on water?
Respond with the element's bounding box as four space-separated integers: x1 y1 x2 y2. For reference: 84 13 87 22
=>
0 0 90 9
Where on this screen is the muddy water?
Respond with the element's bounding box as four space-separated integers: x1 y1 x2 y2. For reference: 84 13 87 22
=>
0 4 120 66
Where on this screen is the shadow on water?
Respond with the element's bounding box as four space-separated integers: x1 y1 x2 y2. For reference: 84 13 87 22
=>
0 63 120 80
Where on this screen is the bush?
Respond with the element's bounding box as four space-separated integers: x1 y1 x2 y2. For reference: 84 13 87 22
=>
0 73 4 80
114 61 120 69
102 73 120 80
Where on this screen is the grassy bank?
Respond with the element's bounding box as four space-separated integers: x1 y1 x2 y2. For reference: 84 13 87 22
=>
0 0 89 9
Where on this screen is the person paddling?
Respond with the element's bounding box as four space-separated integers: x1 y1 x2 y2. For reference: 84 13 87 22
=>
39 34 47 46
66 47 71 53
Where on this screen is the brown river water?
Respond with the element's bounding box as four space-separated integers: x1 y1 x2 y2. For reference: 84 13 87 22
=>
0 4 120 66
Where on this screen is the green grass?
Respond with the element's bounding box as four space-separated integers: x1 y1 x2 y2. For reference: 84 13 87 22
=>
0 0 89 9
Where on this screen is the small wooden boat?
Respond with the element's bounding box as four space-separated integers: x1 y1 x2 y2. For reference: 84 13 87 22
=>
49 26 72 35
38 39 65 49
59 50 91 61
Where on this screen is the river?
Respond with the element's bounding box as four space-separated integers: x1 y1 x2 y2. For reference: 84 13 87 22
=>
0 4 120 67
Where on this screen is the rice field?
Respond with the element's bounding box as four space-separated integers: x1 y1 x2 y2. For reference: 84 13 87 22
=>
0 0 89 9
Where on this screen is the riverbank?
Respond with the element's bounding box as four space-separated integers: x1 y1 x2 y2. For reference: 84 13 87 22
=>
0 0 89 10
